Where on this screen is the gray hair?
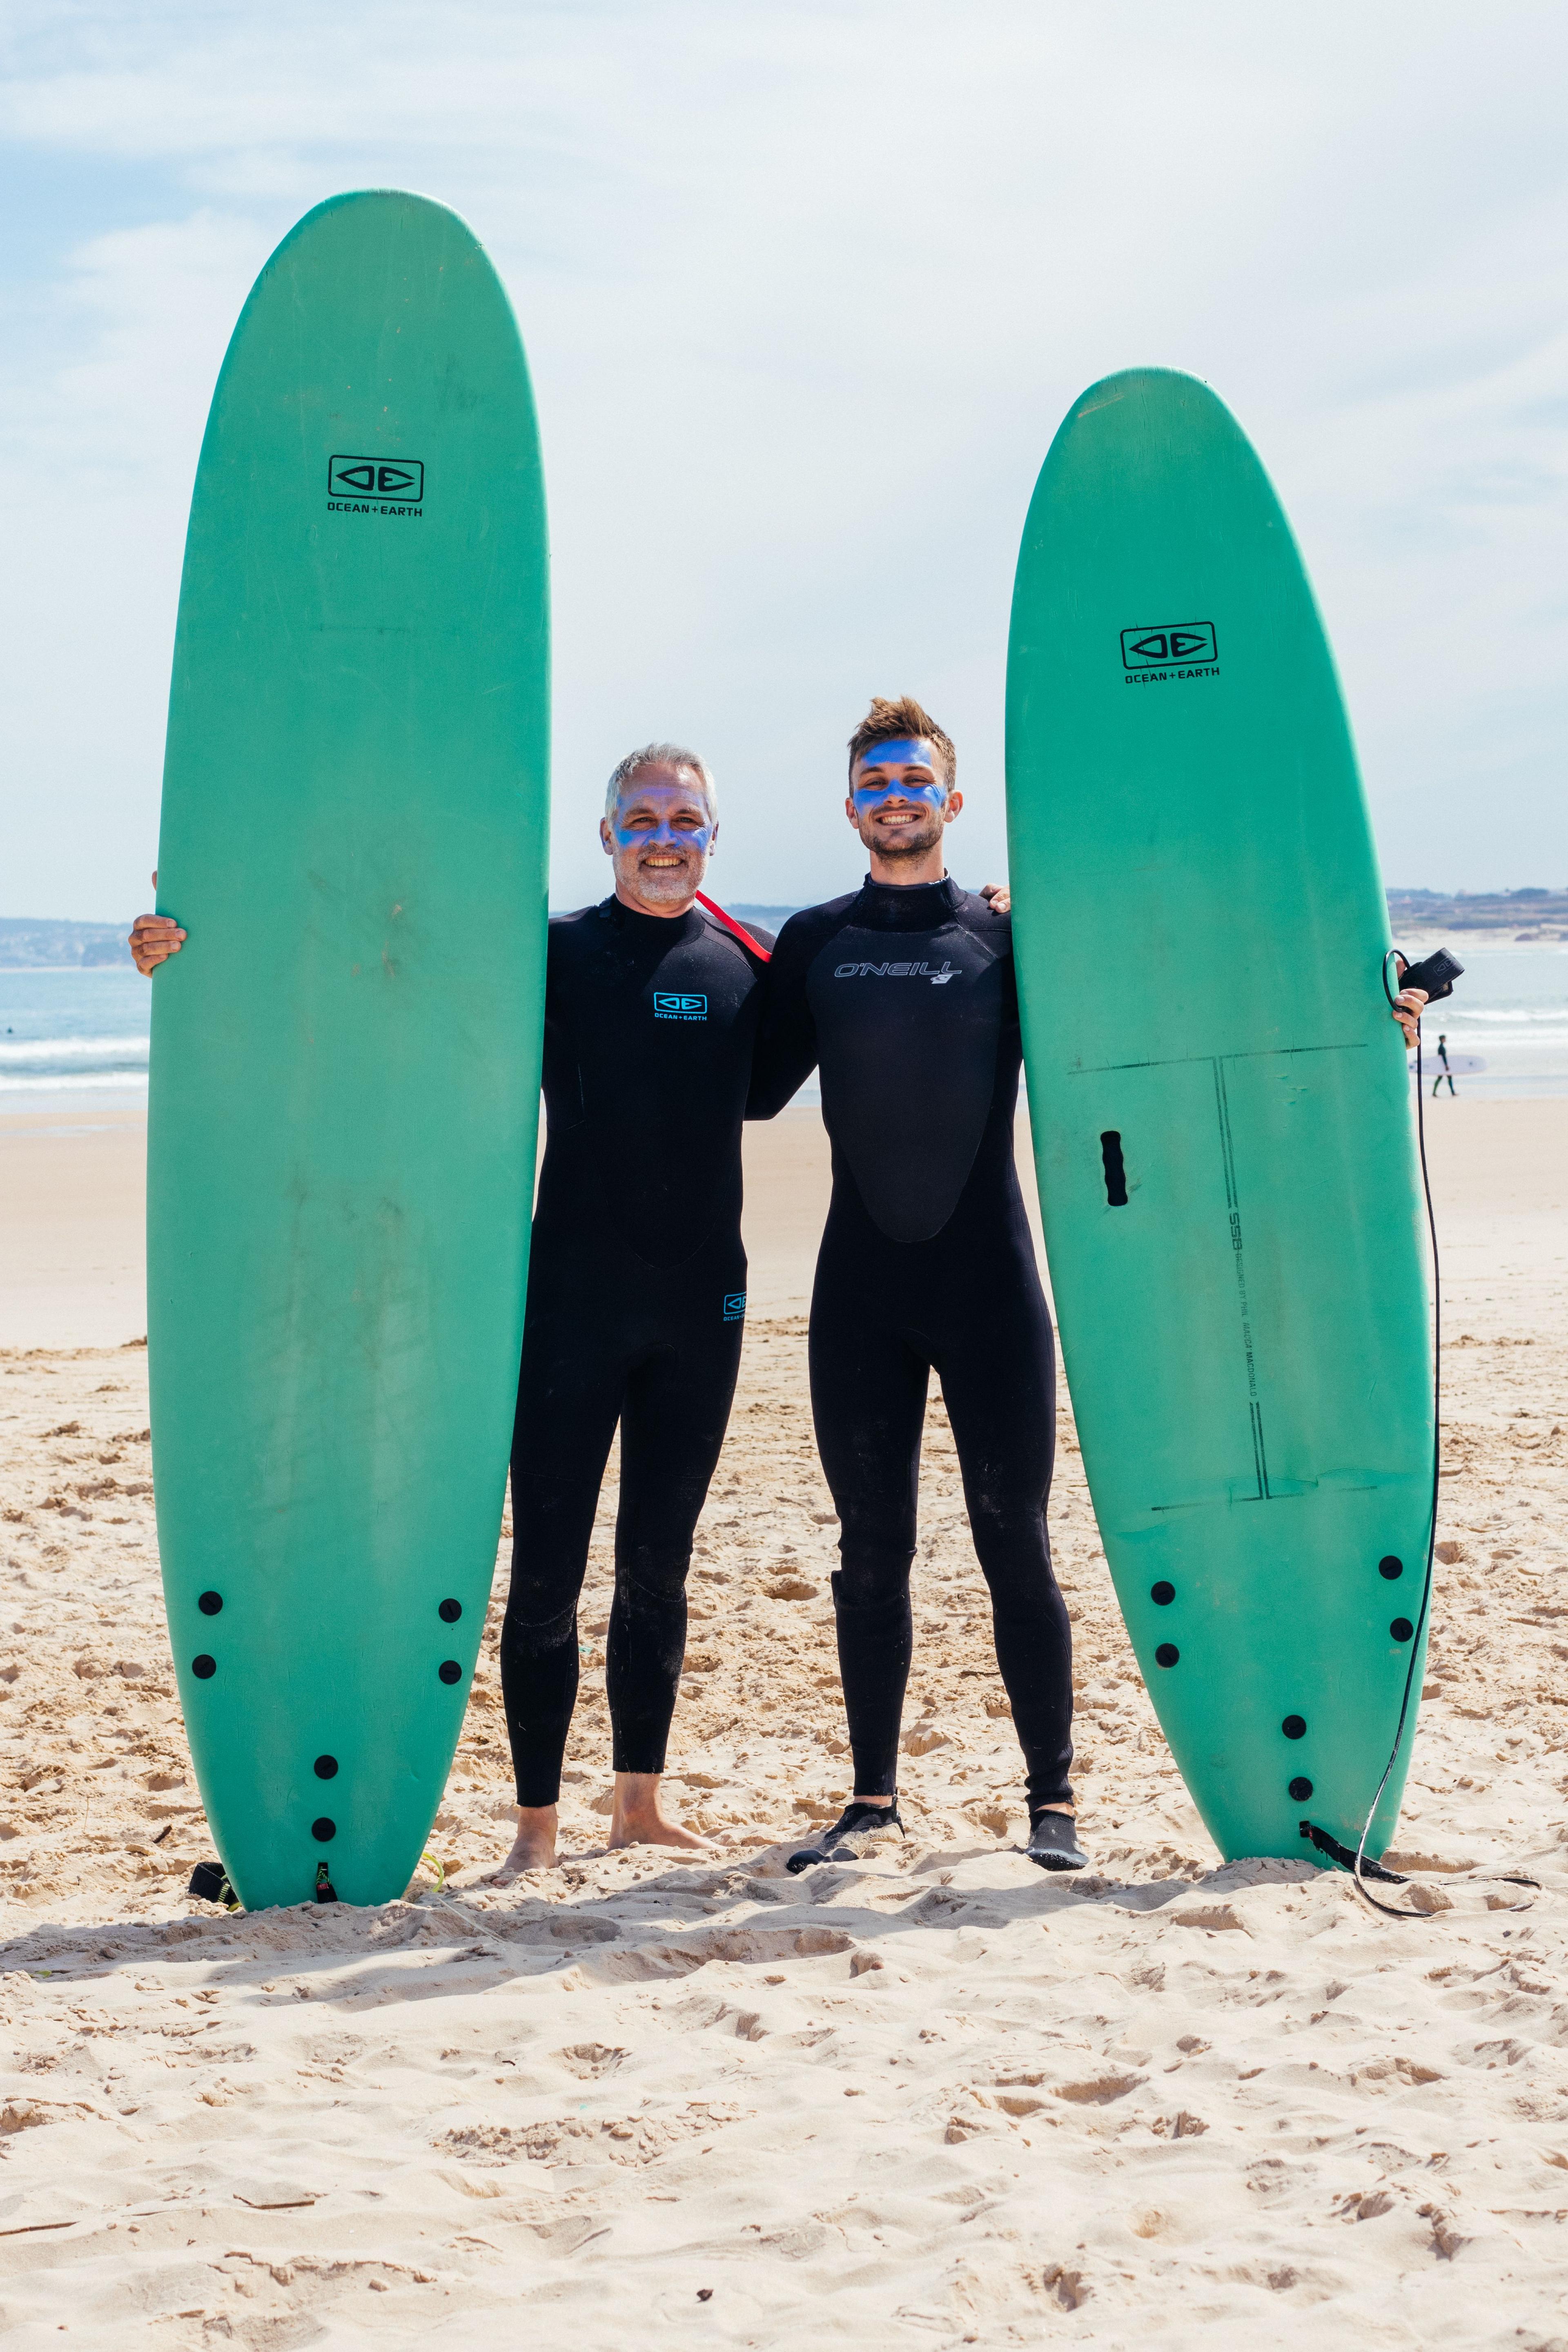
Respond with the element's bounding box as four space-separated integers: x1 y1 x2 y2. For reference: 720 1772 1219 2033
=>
604 742 717 822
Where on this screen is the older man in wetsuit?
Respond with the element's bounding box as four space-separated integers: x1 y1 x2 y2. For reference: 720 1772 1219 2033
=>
133 744 774 1877
489 745 777 1873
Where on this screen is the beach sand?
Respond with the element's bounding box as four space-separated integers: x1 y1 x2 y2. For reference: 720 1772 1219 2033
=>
2 1098 1566 2345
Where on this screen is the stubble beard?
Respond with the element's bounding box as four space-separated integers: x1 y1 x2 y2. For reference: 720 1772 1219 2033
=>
863 810 944 866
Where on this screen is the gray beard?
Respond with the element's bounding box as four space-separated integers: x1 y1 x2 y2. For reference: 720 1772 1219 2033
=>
629 857 699 904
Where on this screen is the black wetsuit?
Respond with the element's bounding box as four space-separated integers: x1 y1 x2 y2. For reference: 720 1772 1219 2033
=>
503 897 772 1807
750 875 1072 1813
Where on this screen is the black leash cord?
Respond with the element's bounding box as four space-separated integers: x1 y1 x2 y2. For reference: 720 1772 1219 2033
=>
1319 957 1536 1919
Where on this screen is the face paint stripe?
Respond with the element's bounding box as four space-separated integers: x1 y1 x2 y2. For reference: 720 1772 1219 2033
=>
612 818 715 851
851 779 946 811
856 739 930 769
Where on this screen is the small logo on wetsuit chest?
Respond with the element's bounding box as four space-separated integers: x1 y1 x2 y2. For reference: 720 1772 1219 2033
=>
723 1292 746 1322
653 991 708 1020
833 960 956 984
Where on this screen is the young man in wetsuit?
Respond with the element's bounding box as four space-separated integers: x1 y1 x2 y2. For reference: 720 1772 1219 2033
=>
133 745 772 1880
747 696 1087 1872
740 695 1434 1878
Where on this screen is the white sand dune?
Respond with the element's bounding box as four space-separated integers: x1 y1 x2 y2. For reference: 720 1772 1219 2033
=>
2 1100 1566 2344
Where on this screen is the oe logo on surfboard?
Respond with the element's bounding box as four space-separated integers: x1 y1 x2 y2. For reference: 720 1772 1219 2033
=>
327 455 425 517
1119 621 1219 684
653 991 708 1021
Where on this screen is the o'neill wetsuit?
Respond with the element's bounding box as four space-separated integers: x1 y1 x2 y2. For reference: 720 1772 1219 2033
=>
749 875 1072 1817
503 897 773 1806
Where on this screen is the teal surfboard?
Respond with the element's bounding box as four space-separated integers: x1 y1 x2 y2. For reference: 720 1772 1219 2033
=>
148 192 548 1910
1006 369 1432 1865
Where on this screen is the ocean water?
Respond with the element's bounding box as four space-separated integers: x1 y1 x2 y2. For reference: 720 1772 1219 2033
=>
1399 940 1568 1099
0 966 151 1096
2 941 1565 1102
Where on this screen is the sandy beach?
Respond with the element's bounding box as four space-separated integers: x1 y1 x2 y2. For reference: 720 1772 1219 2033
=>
2 1096 1567 2346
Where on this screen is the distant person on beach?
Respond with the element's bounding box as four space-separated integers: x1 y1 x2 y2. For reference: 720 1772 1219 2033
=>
744 697 1436 1881
1432 1033 1457 1097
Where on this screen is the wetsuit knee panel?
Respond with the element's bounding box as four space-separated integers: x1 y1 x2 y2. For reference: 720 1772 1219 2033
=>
614 1555 693 1608
831 1550 915 1613
500 1595 579 1650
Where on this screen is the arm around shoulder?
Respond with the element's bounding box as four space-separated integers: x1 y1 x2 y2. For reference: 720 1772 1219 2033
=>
746 911 820 1119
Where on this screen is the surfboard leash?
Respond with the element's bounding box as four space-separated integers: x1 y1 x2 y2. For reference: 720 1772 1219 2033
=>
1301 956 1537 1920
694 892 773 962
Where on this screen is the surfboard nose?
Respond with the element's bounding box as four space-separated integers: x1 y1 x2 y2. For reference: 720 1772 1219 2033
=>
151 190 549 1909
1008 370 1431 1865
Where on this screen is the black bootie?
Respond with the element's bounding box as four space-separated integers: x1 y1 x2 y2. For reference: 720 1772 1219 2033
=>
1027 1811 1088 1872
787 1800 904 1875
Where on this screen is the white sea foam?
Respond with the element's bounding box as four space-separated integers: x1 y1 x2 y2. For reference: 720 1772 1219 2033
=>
0 1068 149 1093
0 1032 150 1066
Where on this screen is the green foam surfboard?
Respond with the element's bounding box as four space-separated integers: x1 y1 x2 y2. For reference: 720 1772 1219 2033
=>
1006 369 1432 1866
148 192 548 1910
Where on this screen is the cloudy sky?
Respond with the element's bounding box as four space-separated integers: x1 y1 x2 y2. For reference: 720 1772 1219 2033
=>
2 0 1565 918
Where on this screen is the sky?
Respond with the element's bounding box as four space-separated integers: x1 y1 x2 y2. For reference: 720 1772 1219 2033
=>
1 0 1566 919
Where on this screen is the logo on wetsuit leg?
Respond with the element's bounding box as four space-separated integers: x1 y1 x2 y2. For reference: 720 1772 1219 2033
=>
653 991 708 1020
722 1292 746 1321
832 961 957 984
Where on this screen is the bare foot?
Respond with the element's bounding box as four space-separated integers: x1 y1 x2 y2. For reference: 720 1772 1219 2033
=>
607 1771 711 1853
489 1803 558 1882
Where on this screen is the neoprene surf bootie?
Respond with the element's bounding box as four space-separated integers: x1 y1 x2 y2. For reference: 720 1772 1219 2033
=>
1027 1811 1088 1872
787 1800 905 1875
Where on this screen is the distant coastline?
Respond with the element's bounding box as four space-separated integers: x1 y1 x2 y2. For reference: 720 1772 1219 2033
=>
4 889 1565 969
1386 888 1568 940
0 918 135 969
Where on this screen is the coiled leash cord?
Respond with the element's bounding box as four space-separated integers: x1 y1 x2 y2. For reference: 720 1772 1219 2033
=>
1300 954 1537 1920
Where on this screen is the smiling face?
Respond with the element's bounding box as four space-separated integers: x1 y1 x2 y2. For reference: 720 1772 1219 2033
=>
600 762 717 915
846 737 961 869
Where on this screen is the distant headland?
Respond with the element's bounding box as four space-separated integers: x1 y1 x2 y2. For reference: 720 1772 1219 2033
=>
0 918 133 969
1386 889 1568 940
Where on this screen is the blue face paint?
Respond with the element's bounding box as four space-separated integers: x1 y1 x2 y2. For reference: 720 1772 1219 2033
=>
853 776 947 814
851 739 947 814
858 739 929 770
610 782 714 858
612 812 713 852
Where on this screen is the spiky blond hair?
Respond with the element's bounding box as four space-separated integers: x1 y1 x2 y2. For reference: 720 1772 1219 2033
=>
846 695 956 789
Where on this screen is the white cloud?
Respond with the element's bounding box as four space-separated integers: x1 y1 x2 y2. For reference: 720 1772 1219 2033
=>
1 0 1565 914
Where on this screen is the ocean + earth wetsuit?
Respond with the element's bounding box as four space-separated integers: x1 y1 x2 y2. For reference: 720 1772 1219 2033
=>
749 875 1074 1831
502 896 773 1807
